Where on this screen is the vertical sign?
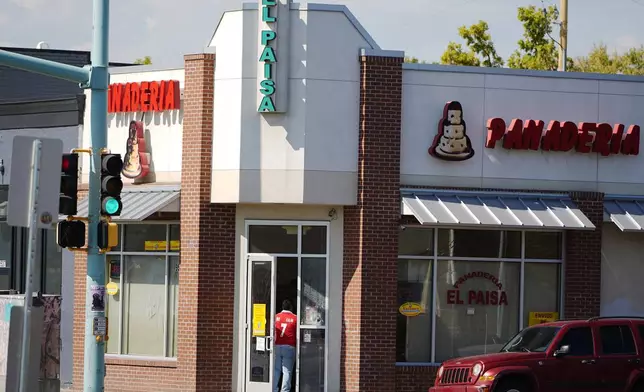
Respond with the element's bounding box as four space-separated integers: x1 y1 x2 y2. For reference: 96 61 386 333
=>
257 0 290 113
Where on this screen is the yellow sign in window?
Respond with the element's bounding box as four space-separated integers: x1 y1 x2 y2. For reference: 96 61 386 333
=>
528 311 559 326
144 240 181 251
252 304 267 337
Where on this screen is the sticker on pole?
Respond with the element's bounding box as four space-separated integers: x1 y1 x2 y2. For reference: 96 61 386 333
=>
90 285 105 312
93 316 107 336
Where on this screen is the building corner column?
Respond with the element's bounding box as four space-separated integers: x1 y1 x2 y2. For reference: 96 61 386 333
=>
179 53 236 391
565 191 604 318
341 50 404 392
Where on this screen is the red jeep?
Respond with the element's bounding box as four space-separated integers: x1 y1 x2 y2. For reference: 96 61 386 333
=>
430 317 644 392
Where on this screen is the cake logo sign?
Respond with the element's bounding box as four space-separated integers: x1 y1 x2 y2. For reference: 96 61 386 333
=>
122 121 151 180
429 101 475 161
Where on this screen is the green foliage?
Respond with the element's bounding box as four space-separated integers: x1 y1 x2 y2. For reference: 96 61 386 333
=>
134 56 152 65
405 56 427 64
441 21 503 67
507 5 559 71
571 44 644 75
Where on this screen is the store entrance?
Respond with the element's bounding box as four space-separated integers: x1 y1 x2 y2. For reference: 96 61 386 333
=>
244 222 329 392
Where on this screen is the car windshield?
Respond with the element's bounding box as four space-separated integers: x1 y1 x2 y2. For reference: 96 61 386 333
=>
501 326 561 353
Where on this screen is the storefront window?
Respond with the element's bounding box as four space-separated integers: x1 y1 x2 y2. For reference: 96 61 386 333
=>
397 259 432 362
435 260 520 361
397 227 563 364
105 223 179 358
437 229 521 258
43 229 62 294
523 263 561 327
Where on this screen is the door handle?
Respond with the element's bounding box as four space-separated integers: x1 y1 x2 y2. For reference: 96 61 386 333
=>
266 336 272 352
581 359 596 365
628 358 640 364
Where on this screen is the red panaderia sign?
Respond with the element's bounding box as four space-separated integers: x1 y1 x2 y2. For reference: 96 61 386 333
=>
486 117 640 156
447 271 508 306
108 80 180 113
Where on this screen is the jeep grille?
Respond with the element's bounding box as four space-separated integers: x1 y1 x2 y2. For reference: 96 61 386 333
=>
439 367 471 384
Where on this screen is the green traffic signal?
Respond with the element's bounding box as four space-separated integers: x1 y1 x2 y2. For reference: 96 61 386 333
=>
102 196 122 216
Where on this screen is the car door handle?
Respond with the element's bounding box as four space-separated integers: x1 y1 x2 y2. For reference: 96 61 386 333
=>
628 358 640 364
581 359 596 365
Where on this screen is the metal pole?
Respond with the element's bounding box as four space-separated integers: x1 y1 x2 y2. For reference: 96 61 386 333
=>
559 0 568 72
0 49 90 84
84 0 110 389
18 140 42 392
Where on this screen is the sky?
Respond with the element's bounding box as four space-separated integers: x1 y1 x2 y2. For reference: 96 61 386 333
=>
1 0 643 68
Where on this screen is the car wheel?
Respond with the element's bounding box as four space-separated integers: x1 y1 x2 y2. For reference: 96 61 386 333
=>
495 379 530 392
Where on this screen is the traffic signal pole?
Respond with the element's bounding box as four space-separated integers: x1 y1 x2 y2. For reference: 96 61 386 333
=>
0 0 110 390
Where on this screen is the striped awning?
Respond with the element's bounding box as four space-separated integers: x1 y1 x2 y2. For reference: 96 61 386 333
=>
402 190 595 230
604 198 644 232
63 185 180 222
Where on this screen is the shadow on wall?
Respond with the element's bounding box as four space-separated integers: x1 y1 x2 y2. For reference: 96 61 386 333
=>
109 107 183 128
258 15 307 153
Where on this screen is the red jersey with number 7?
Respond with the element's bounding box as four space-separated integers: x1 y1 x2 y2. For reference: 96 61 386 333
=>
274 310 297 347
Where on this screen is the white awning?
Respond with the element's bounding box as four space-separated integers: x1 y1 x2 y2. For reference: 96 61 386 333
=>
61 185 180 222
402 190 595 230
604 198 644 232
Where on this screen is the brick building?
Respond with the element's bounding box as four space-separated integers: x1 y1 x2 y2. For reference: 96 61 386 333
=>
66 2 644 391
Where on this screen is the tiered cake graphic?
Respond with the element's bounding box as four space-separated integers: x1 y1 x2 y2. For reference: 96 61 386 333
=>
429 101 475 161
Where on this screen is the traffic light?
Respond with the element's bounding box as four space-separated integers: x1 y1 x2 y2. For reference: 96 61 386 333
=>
97 221 118 250
56 220 86 248
59 153 79 215
100 154 123 216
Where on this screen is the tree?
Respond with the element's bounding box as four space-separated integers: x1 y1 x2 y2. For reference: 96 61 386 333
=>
571 44 644 75
134 56 152 65
440 21 503 67
507 5 559 71
405 56 427 64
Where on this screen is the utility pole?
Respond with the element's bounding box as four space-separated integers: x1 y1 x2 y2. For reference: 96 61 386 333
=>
0 0 110 390
559 0 568 72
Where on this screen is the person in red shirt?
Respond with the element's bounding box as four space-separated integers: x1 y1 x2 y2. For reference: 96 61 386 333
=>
273 299 297 392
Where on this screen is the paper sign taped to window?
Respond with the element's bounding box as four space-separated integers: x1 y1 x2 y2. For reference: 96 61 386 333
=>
528 311 559 326
252 304 266 337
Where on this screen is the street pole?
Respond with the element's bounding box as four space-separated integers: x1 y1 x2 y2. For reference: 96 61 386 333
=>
18 140 42 392
559 0 568 72
84 0 110 390
0 0 109 390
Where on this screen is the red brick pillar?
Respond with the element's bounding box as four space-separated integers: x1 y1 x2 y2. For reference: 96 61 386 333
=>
564 191 604 318
179 53 236 391
341 51 404 391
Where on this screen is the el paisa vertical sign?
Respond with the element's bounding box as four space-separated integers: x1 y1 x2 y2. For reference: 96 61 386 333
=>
258 0 289 113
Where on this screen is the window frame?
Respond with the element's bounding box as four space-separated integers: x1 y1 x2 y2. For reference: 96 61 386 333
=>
104 221 180 360
396 226 565 366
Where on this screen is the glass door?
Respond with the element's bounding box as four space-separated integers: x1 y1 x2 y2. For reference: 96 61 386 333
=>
246 222 329 392
246 254 276 392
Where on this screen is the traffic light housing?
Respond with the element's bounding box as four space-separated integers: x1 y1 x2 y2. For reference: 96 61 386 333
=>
97 221 118 250
56 220 86 248
100 154 123 216
59 153 79 215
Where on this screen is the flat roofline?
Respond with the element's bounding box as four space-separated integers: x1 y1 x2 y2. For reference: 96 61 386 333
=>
404 63 644 83
109 65 184 75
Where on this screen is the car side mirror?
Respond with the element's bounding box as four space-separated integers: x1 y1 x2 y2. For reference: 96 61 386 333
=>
554 345 570 358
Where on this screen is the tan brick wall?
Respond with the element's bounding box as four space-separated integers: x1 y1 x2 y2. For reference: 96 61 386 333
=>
177 53 236 391
342 54 403 391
